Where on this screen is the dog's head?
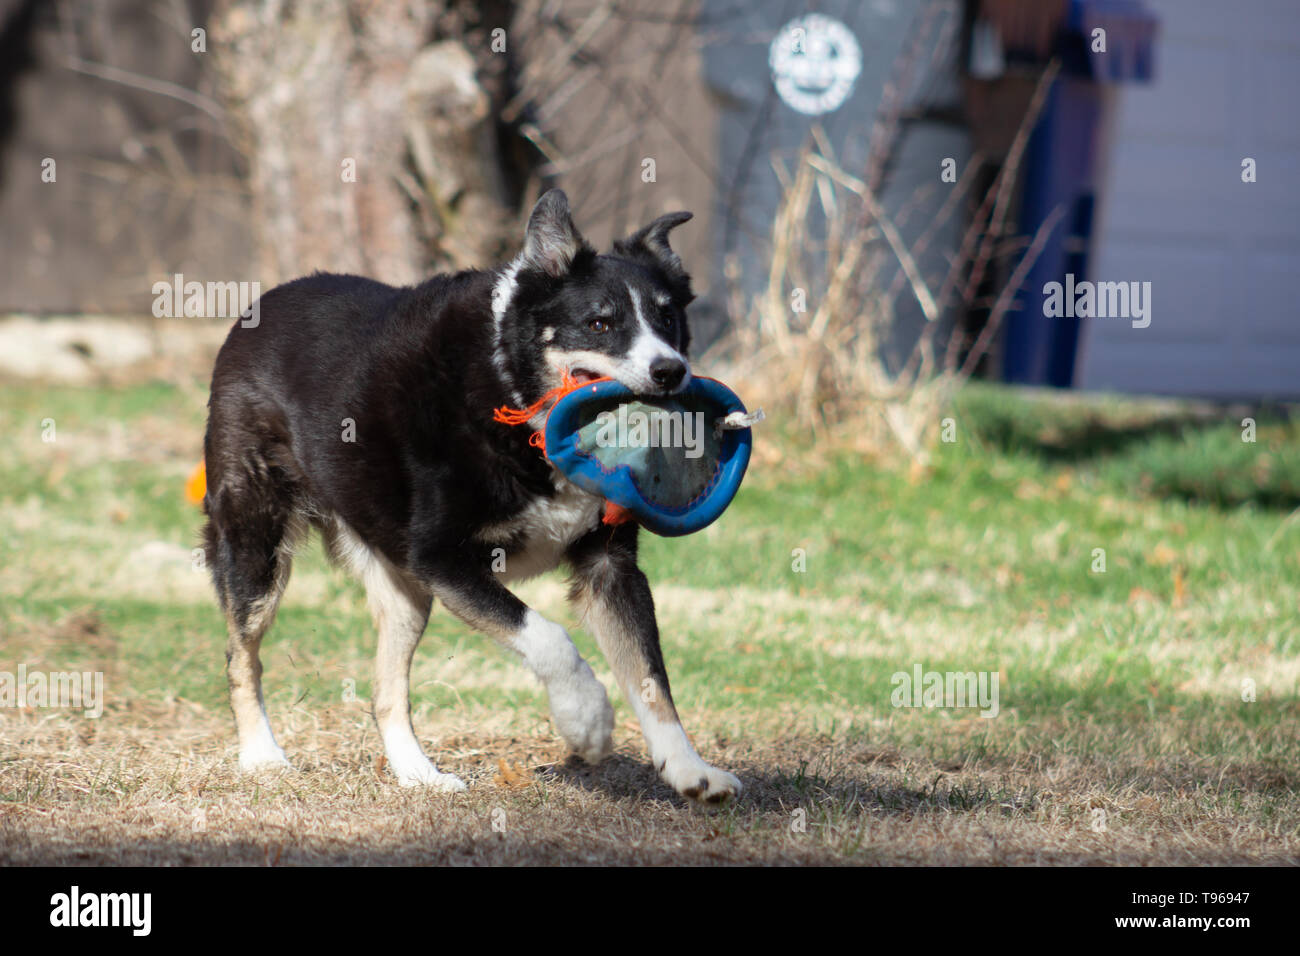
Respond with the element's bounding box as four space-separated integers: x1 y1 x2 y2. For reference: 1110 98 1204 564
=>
491 189 695 407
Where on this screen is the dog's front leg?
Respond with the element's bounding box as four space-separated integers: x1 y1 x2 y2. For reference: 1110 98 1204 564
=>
568 526 742 805
420 557 615 766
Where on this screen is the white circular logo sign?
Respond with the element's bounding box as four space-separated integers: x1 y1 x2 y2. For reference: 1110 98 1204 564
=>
769 14 862 116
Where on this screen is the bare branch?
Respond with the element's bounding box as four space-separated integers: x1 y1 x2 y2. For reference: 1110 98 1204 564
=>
63 54 227 125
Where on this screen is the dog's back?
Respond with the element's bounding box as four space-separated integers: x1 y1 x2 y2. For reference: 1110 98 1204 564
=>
204 267 533 563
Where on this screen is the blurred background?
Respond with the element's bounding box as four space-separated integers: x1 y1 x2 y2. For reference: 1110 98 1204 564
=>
2 0 1296 445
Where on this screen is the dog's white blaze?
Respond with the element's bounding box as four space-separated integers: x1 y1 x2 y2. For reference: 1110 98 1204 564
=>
511 609 614 764
624 285 690 392
624 329 687 378
491 261 526 407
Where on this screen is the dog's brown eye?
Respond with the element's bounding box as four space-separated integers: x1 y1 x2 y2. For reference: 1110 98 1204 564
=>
588 318 609 333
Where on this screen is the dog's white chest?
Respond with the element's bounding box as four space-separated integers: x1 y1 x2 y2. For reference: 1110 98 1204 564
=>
480 474 604 582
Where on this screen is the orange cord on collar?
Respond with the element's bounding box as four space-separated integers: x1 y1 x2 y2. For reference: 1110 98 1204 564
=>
492 374 575 427
491 371 582 453
492 372 610 453
493 372 633 525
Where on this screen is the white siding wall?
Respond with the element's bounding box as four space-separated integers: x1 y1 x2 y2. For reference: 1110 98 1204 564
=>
1076 0 1300 397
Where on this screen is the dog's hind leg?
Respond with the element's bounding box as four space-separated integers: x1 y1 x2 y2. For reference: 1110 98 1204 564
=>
204 478 303 773
567 524 742 805
327 520 466 791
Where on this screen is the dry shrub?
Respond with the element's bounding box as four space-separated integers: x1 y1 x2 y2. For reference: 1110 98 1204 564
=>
714 59 1064 466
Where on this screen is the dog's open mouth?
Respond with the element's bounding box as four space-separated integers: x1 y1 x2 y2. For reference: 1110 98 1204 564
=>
569 368 602 385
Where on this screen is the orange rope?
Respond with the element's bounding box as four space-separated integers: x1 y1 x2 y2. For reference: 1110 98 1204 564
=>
492 371 584 427
494 372 633 526
493 372 611 454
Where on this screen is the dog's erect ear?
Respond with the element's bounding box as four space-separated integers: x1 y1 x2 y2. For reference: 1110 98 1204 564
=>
613 211 693 277
521 189 589 277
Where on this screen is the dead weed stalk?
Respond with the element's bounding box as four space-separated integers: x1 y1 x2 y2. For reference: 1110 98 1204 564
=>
718 60 1062 466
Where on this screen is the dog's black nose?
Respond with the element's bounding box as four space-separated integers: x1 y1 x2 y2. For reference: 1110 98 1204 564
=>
650 358 687 391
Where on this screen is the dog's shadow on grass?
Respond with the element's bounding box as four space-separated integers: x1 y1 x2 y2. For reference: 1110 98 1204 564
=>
543 754 1012 816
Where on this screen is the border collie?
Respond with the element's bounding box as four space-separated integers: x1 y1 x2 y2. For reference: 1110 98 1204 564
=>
202 190 742 804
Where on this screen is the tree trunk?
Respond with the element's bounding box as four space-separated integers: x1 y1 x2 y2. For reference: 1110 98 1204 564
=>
210 0 524 286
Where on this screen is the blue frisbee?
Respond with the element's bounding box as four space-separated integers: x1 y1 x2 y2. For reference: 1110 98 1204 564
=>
542 377 756 536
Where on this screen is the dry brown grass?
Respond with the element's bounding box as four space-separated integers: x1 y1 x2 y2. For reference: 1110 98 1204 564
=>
3 702 1295 866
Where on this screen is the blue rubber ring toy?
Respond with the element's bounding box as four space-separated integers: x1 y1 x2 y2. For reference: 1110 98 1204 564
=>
543 376 754 537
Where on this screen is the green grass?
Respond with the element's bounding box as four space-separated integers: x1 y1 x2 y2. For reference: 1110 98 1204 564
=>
1 376 1297 864
2 377 1297 735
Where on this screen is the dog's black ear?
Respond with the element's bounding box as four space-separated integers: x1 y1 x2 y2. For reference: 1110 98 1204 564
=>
614 211 693 277
521 189 589 277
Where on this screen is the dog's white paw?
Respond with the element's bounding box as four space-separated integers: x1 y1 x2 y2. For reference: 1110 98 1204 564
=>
238 742 292 773
549 665 615 764
381 727 466 791
391 756 467 792
661 757 742 805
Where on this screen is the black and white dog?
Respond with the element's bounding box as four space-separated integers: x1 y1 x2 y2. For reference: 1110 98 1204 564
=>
203 189 741 804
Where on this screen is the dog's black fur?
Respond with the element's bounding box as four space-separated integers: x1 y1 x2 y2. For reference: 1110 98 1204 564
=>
202 190 742 803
